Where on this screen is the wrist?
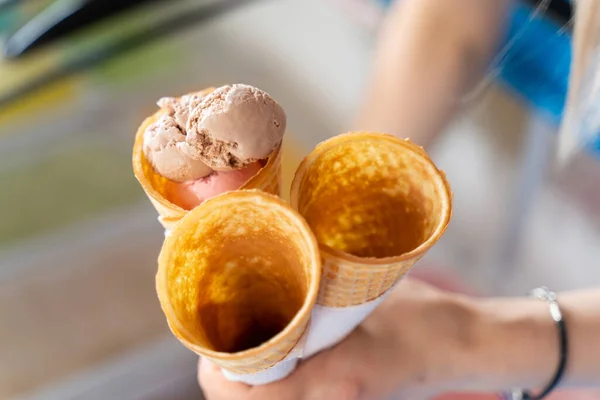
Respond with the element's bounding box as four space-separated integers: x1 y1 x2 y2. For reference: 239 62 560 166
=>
463 296 560 392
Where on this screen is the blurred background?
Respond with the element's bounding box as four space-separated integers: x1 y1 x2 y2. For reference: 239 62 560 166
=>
0 0 599 399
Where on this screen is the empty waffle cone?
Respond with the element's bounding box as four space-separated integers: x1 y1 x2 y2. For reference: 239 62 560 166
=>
132 88 282 231
290 132 452 307
156 190 321 374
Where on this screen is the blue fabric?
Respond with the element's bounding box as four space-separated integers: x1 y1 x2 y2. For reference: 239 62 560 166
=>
497 2 571 124
375 0 393 7
495 2 600 157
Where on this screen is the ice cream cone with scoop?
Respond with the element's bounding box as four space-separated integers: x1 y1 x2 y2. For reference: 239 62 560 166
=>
132 84 284 231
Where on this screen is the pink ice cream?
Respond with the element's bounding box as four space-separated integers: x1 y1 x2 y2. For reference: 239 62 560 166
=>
142 84 285 209
171 163 263 210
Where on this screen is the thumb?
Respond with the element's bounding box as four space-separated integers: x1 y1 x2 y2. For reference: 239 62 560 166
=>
198 357 251 399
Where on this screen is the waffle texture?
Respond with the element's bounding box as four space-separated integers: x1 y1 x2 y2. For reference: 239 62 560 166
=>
156 190 321 374
291 132 452 307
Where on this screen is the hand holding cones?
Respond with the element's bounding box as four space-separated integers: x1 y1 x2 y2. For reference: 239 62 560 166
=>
132 86 452 385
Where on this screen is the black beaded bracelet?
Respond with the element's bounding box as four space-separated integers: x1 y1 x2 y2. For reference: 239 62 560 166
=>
503 287 569 400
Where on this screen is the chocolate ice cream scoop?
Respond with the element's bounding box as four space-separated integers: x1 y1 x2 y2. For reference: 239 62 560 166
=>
142 85 285 181
142 113 213 183
186 84 286 170
156 93 205 129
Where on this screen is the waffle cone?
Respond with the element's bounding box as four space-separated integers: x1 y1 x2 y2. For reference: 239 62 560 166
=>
290 132 452 307
132 89 282 231
156 190 321 374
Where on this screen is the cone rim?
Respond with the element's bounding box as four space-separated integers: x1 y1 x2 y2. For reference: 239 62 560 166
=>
290 131 453 267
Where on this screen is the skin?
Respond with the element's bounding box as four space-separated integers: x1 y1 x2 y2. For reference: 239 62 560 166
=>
199 0 600 397
356 0 513 149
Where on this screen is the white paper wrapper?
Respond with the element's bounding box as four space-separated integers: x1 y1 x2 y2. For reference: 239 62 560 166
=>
221 285 396 385
160 217 172 237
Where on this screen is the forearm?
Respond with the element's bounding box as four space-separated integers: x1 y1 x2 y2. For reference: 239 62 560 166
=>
356 0 512 148
471 289 600 391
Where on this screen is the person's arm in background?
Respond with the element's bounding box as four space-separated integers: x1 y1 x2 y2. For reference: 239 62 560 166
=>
199 279 600 399
356 0 513 148
472 287 600 391
360 281 600 396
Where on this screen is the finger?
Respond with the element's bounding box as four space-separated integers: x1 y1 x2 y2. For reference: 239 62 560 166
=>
198 357 251 400
251 352 360 400
243 368 304 400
